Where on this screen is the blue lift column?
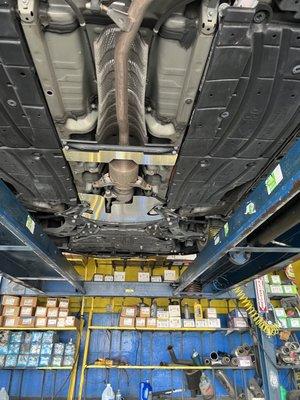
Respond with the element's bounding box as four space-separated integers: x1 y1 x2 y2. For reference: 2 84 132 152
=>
0 180 84 293
175 139 300 294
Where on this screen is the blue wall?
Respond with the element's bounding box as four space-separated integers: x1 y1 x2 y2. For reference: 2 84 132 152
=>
0 313 288 398
79 313 255 399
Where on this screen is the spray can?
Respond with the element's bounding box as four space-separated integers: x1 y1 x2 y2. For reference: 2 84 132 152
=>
191 349 201 366
139 380 152 400
183 304 190 319
150 300 157 318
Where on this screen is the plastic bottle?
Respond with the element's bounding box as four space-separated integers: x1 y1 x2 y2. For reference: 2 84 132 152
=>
0 388 9 400
139 380 152 400
116 389 122 400
279 386 287 400
199 374 214 400
102 383 115 400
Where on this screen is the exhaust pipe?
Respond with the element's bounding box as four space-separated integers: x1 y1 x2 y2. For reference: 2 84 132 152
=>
115 0 153 145
109 0 153 203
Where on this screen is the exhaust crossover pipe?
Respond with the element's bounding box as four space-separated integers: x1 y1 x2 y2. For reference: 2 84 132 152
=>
108 0 153 203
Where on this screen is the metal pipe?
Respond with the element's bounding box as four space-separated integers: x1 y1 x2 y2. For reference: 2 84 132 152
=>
114 0 153 146
64 141 175 154
215 370 237 399
167 345 193 366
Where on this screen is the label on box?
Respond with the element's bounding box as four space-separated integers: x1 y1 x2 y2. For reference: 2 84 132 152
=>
157 319 170 328
136 317 146 327
114 271 126 282
169 317 182 328
237 356 252 368
36 307 47 317
204 308 217 319
65 316 77 327
274 308 286 317
20 297 37 307
208 318 221 328
229 317 248 328
121 307 137 317
270 285 283 294
59 299 69 308
157 310 169 319
119 317 134 327
58 309 69 317
2 295 20 306
146 318 157 327
151 276 162 282
20 307 34 317
3 306 19 317
271 275 281 285
168 305 181 317
288 318 300 328
164 270 177 281
47 308 59 318
4 317 18 327
104 275 113 282
93 274 103 282
283 285 296 294
138 272 150 282
35 317 47 327
57 317 65 327
20 317 35 326
183 319 195 328
139 307 150 318
46 298 58 308
47 318 57 327
195 319 209 328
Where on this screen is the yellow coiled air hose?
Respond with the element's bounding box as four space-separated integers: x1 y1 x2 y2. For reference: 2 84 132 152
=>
233 287 279 336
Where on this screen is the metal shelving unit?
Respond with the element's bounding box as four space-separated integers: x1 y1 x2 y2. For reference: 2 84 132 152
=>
85 365 254 370
77 297 256 400
0 314 84 399
89 326 249 332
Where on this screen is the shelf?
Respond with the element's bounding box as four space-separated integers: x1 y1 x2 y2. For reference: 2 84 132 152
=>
277 365 300 370
89 326 249 332
0 327 78 331
85 365 254 370
269 293 298 299
0 366 73 370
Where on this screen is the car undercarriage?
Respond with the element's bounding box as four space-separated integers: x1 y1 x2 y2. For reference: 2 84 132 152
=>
0 0 299 256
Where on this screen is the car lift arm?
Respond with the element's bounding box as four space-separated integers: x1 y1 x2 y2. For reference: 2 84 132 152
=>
0 179 84 293
175 139 300 294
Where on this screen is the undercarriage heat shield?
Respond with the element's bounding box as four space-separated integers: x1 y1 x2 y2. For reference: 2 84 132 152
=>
94 26 148 145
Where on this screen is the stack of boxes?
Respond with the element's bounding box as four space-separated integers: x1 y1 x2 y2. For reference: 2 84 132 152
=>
119 304 222 329
0 330 76 368
274 308 300 329
228 309 249 329
0 296 79 328
265 275 298 295
93 270 177 283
